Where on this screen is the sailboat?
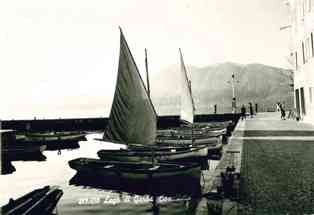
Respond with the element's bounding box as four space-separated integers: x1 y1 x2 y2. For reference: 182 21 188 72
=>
96 29 209 162
69 28 201 180
156 49 224 149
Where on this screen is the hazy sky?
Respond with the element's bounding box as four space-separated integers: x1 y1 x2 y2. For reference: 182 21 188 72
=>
0 0 291 119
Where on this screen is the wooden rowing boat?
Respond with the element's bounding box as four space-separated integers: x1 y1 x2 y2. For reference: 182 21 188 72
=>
69 158 201 181
97 144 208 162
69 171 202 197
25 131 86 142
1 186 63 215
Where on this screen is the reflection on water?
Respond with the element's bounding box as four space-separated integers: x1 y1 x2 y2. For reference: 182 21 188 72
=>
0 134 220 215
1 137 82 175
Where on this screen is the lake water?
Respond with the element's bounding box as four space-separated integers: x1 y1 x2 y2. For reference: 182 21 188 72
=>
0 134 220 214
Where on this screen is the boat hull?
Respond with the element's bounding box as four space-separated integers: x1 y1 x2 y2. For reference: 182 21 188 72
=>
68 158 201 182
69 170 202 197
157 127 227 138
156 136 219 145
1 186 63 215
97 144 208 163
16 132 85 151
25 132 86 142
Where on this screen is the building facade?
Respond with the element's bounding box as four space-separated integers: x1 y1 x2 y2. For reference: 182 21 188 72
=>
289 0 314 123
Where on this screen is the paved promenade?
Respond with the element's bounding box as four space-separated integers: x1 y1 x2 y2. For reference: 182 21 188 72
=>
236 112 314 214
197 112 314 214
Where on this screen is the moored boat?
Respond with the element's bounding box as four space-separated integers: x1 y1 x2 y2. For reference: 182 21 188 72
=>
154 49 226 155
1 185 63 215
154 50 229 150
69 27 202 181
97 144 208 162
69 171 202 197
156 133 219 145
13 131 85 151
95 28 208 162
69 158 201 181
157 126 227 137
25 131 86 142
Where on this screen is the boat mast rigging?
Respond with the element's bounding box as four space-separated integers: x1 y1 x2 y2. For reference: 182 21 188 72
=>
145 48 156 165
145 48 150 99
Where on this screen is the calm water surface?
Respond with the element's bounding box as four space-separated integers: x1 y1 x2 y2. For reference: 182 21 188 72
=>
0 134 219 215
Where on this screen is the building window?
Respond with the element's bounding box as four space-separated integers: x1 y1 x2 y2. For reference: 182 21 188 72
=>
295 51 298 70
311 33 314 57
305 0 313 12
296 89 301 115
298 3 302 22
306 37 311 61
301 87 306 115
302 42 306 64
306 0 310 11
303 0 306 17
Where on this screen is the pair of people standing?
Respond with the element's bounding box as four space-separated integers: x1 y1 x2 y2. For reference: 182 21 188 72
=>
241 103 254 120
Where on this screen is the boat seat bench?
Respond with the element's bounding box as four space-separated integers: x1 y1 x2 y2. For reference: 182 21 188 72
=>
149 166 160 170
103 165 114 169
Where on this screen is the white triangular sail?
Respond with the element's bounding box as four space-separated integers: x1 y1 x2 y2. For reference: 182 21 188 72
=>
103 28 157 145
179 49 195 124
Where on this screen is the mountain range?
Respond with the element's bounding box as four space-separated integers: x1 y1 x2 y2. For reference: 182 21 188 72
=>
150 62 294 115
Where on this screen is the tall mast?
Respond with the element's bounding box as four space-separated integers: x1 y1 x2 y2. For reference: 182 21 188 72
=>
145 48 150 99
179 48 194 124
144 48 155 165
231 73 236 113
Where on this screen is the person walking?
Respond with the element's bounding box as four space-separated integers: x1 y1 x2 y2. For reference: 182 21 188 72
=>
241 104 246 120
249 102 254 118
255 103 258 114
279 103 286 120
276 102 280 112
